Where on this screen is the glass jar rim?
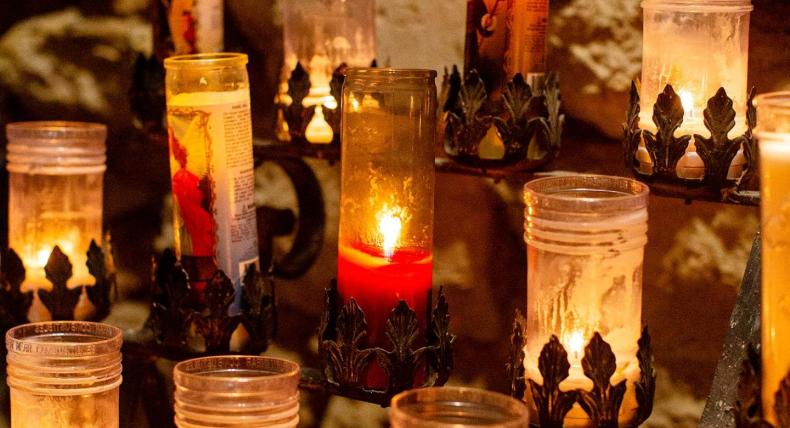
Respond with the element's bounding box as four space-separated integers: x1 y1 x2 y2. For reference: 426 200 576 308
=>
7 121 106 142
524 175 649 213
642 0 753 12
164 52 249 70
346 67 437 80
390 387 529 427
754 91 790 113
174 356 300 393
6 321 122 358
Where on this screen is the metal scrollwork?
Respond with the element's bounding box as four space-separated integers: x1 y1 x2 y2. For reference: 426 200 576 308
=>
642 85 692 176
732 345 790 428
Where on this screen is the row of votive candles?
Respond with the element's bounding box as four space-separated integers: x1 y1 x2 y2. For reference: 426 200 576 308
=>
4 321 529 428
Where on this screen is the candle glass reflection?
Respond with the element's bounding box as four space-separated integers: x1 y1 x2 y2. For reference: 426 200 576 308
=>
6 122 106 321
278 0 376 143
338 68 437 389
756 92 790 426
638 0 752 179
174 356 300 428
390 387 529 428
523 175 649 427
6 321 123 428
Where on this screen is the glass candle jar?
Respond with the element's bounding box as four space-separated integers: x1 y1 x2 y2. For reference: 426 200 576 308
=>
755 92 790 425
173 356 300 428
338 68 437 389
390 387 529 427
6 122 106 295
523 175 649 427
164 53 260 302
6 321 123 428
277 0 376 143
638 0 753 179
165 0 223 56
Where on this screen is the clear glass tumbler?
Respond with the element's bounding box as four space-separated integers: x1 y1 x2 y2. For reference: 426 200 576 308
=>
523 175 649 427
390 386 529 427
5 321 123 428
173 355 301 428
6 122 106 293
755 91 790 426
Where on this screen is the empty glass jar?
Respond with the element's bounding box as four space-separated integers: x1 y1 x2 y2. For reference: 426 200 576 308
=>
6 321 123 428
173 356 300 427
390 387 529 427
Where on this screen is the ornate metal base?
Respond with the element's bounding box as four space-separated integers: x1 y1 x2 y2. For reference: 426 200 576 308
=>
0 240 115 328
508 312 656 428
732 346 790 428
138 250 276 359
301 280 454 407
441 66 564 172
623 82 758 205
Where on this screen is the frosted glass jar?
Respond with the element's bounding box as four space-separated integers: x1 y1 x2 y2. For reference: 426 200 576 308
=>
5 321 123 428
6 121 106 293
390 387 529 427
523 175 649 427
173 356 300 428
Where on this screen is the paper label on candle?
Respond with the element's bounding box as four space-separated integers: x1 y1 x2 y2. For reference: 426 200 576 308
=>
166 89 260 290
167 0 223 55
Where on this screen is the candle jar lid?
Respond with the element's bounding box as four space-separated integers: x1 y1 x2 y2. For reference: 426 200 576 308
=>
641 0 753 12
6 121 107 175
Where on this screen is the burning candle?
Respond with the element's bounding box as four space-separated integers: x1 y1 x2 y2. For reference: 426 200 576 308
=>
637 0 753 179
523 175 649 427
5 122 107 321
164 53 260 304
277 0 376 142
756 92 790 425
338 68 437 389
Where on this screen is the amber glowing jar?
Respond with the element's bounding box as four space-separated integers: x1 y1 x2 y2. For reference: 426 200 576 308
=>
338 68 437 389
6 122 106 319
523 175 649 427
174 356 300 428
637 0 753 179
278 0 376 143
6 321 123 428
390 387 529 427
755 92 790 426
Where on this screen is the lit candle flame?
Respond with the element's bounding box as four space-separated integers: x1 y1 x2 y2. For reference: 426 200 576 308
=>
679 90 695 118
378 208 402 258
565 330 586 362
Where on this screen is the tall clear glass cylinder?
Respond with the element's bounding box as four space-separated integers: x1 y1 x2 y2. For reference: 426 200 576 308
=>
523 175 649 427
390 387 529 428
338 68 437 389
6 321 123 428
164 53 260 299
173 356 300 428
638 0 752 179
756 92 790 426
278 0 376 143
6 122 106 298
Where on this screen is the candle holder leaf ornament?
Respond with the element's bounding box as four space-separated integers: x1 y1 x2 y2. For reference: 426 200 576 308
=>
311 281 455 406
731 345 790 428
442 66 564 171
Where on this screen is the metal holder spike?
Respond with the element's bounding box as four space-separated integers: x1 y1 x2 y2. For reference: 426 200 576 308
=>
731 346 790 427
623 81 758 205
508 311 656 427
441 66 564 172
300 280 454 407
0 240 116 329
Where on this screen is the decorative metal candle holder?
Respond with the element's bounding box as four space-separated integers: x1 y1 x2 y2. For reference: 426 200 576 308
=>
623 82 758 204
301 281 454 407
0 240 115 328
732 345 790 427
441 66 564 172
145 249 276 358
508 311 656 428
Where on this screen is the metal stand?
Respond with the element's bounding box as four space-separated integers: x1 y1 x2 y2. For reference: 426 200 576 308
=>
623 82 758 205
300 281 454 407
508 312 656 428
442 67 564 172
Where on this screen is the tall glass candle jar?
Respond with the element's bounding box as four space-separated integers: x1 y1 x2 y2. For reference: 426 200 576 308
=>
164 53 260 301
6 321 123 428
6 122 106 297
166 0 223 55
638 0 753 179
523 175 649 427
338 68 437 389
390 387 529 427
755 92 790 425
174 356 300 428
278 0 376 143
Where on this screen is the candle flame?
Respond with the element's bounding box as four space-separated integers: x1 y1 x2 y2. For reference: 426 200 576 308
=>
679 90 695 117
378 208 402 258
565 330 586 362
